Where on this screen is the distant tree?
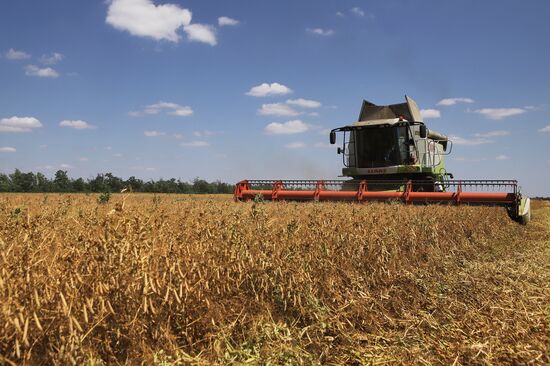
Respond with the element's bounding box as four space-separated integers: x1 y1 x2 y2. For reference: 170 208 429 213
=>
72 177 87 192
177 180 192 194
0 173 12 192
36 172 52 192
193 178 213 194
54 170 71 191
9 170 22 191
213 180 232 194
0 169 234 194
166 178 179 193
10 169 36 192
126 176 143 192
105 173 124 192
152 179 175 193
89 174 107 192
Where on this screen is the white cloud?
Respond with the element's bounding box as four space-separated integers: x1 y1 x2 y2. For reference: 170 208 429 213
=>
0 147 16 153
450 135 494 145
420 109 441 119
40 52 64 65
437 97 474 106
130 101 193 117
181 140 209 147
218 16 239 27
60 164 73 169
193 130 216 137
350 7 375 19
265 120 309 135
183 23 217 46
351 7 365 16
474 108 525 120
5 48 30 60
144 130 166 137
24 65 59 78
336 11 344 17
259 103 300 117
495 155 510 160
286 98 321 108
306 28 334 36
170 107 193 116
106 0 192 42
246 82 292 97
113 153 123 157
474 130 510 138
0 116 42 133
285 142 306 149
538 125 550 133
59 120 96 129
79 157 89 161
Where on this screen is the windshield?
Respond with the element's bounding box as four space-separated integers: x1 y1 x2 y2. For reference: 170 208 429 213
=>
354 126 409 168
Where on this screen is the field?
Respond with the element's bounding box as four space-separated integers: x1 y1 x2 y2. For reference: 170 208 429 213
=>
0 193 548 365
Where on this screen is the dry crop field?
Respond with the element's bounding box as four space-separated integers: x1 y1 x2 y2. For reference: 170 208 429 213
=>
0 193 548 365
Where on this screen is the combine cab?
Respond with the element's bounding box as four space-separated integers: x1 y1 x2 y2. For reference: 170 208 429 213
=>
235 96 531 224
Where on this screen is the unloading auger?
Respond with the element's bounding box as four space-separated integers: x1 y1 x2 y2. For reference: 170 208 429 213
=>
234 96 531 224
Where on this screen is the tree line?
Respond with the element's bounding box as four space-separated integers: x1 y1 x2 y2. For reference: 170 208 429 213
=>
0 169 234 194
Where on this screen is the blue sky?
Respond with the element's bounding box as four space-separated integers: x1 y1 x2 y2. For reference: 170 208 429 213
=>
1 0 549 195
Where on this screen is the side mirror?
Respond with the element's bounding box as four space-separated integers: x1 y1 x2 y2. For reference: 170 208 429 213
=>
329 131 336 144
419 125 427 138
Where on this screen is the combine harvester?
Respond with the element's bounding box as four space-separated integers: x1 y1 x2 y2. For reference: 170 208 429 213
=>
234 96 531 224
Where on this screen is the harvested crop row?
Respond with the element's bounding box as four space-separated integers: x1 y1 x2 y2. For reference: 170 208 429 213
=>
0 194 548 365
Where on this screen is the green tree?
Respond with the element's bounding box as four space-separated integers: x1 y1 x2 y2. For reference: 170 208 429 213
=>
177 180 192 193
193 178 213 194
0 173 12 192
105 173 124 192
89 174 106 192
2 169 234 194
36 172 52 192
126 176 143 192
54 170 71 192
10 169 36 192
73 177 87 192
